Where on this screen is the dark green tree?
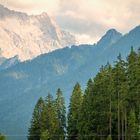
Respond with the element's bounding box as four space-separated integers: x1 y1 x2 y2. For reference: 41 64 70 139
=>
45 93 59 140
55 88 66 140
127 47 139 110
67 83 83 140
79 65 114 140
92 65 114 140
127 48 140 139
113 54 128 140
78 79 95 140
28 97 46 140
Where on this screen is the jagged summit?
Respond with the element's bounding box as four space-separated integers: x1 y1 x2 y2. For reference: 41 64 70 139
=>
0 5 76 61
0 4 28 18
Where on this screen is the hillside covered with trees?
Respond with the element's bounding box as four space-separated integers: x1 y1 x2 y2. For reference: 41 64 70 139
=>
28 48 140 140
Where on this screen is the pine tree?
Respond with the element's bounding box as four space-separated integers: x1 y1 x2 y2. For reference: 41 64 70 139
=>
93 65 115 140
79 65 114 140
55 88 66 140
28 97 46 140
45 93 59 140
127 48 140 139
78 79 95 140
92 67 110 139
67 83 83 140
102 63 114 138
113 54 128 140
127 47 138 110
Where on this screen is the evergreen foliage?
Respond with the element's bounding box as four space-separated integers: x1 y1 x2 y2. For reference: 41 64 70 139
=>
28 90 66 140
55 88 66 140
67 83 83 140
28 48 140 140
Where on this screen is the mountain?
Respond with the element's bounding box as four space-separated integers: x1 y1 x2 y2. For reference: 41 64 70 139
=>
102 25 140 61
0 5 76 61
97 29 122 46
94 29 122 55
0 56 6 65
0 55 20 71
0 25 140 140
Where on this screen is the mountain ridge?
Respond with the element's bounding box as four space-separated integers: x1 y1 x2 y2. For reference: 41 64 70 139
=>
0 5 76 61
96 28 122 48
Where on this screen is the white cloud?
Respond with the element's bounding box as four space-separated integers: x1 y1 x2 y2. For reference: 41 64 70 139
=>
0 0 60 15
1 0 140 43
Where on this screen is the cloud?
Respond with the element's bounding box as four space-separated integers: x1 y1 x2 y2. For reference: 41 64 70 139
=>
1 0 140 43
0 0 60 15
56 0 140 43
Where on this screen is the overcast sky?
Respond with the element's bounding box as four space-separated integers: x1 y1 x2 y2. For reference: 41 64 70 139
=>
1 0 140 44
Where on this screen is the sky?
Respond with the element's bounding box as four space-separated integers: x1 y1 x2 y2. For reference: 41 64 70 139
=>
1 0 140 44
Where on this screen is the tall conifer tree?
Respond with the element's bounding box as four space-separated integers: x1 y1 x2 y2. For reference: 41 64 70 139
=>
28 97 46 140
55 88 66 140
67 83 83 140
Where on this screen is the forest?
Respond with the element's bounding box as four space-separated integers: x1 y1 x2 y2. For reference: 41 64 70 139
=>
27 47 140 140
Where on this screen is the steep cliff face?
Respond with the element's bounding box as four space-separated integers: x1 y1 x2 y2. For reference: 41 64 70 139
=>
0 5 76 61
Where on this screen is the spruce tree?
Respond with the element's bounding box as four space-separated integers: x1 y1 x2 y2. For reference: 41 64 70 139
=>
55 88 66 140
127 47 138 110
78 79 95 140
127 48 140 139
67 83 83 140
28 97 46 140
113 54 128 140
45 93 59 140
93 65 114 140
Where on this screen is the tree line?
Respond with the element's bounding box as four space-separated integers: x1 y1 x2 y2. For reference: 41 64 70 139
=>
28 48 140 140
28 88 66 140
